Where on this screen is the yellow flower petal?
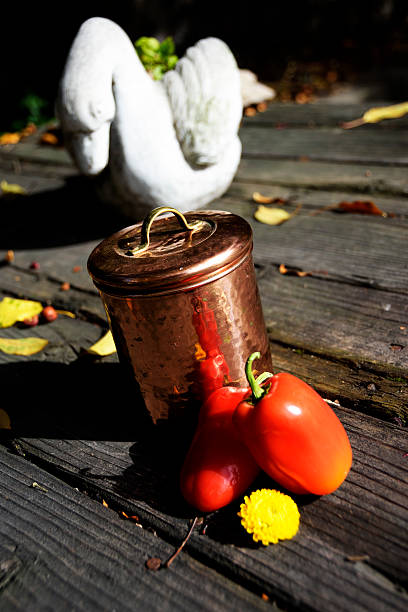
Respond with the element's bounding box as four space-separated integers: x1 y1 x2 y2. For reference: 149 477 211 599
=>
87 330 117 356
238 489 300 545
0 297 43 328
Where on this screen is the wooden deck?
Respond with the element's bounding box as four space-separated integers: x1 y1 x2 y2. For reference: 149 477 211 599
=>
0 94 407 611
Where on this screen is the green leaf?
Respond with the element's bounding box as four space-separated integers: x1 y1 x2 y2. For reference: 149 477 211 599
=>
135 36 161 52
151 65 165 80
167 55 178 70
134 35 178 80
160 37 175 56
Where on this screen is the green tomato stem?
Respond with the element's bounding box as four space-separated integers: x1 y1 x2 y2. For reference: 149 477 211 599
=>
245 352 273 402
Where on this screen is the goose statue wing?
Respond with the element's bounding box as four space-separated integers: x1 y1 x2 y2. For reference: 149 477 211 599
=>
163 37 242 167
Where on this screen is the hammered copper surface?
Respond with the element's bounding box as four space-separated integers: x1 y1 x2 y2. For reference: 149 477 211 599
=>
88 210 252 295
101 255 271 423
88 209 272 425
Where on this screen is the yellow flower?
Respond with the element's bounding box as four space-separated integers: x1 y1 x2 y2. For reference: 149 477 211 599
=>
238 489 300 545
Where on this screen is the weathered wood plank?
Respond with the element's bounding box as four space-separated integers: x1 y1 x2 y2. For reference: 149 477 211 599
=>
236 158 408 198
223 180 408 216
0 264 106 323
240 126 408 165
0 141 73 167
242 102 408 129
0 447 271 612
270 343 407 424
6 400 407 612
258 267 408 374
210 197 408 293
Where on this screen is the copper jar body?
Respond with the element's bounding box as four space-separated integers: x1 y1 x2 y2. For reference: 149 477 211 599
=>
88 209 272 424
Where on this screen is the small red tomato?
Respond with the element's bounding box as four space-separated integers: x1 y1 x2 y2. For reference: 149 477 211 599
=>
233 354 352 496
23 314 39 327
180 387 260 512
42 306 58 322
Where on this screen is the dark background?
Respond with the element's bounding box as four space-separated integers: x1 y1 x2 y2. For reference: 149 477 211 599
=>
2 0 408 131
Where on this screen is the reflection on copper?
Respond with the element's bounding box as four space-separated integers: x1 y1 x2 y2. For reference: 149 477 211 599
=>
88 210 273 428
192 295 230 403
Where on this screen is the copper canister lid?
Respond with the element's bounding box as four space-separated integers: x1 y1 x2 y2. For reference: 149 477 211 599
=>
88 208 253 296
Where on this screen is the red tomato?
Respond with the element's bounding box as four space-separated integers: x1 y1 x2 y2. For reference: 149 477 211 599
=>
180 387 260 512
233 372 352 495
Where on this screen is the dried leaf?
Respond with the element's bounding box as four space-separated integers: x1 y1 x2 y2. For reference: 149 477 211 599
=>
0 297 43 328
0 408 11 429
40 132 58 145
0 336 48 355
56 310 76 319
0 180 26 195
364 102 408 123
0 132 21 145
87 330 117 356
342 101 408 128
253 192 287 205
338 200 387 216
254 205 292 226
279 264 314 277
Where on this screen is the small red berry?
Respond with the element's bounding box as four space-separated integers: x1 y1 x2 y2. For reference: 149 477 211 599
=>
60 282 70 291
24 314 39 326
30 261 40 270
42 306 58 322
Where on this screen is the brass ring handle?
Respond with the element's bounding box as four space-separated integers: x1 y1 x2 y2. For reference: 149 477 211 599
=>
125 206 203 256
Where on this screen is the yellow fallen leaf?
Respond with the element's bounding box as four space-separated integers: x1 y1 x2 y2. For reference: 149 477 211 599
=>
342 101 408 128
0 336 48 355
87 330 117 356
56 309 76 318
0 297 43 328
254 205 292 226
0 180 26 195
364 101 408 123
253 192 275 204
0 408 11 429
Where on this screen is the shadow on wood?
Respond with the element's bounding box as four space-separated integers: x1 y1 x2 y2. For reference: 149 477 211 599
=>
0 175 131 250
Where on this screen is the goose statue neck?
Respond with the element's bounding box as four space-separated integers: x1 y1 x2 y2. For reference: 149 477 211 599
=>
57 17 243 218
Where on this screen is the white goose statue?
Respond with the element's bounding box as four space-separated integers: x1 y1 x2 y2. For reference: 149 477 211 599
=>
56 17 244 217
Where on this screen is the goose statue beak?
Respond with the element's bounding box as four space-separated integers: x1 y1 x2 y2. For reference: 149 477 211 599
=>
66 122 111 176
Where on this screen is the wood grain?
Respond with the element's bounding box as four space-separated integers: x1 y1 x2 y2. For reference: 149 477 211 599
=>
7 401 407 612
0 447 271 611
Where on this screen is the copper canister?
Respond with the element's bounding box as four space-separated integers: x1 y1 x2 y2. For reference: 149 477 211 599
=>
88 207 272 425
